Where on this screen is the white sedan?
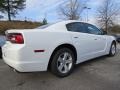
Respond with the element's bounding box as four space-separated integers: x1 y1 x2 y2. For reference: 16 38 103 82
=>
2 20 116 77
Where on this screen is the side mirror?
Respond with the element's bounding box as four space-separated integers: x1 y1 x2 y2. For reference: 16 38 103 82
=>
103 31 107 35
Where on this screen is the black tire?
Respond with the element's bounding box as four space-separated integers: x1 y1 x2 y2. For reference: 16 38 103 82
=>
109 42 116 56
50 48 75 77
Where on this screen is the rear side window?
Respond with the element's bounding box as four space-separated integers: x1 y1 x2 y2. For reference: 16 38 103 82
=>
85 24 102 35
66 22 87 33
36 23 54 29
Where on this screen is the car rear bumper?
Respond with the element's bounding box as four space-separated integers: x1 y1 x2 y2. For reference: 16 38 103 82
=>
2 43 49 72
3 56 48 72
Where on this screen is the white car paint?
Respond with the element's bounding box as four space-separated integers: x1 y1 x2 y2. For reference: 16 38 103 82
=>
2 20 116 72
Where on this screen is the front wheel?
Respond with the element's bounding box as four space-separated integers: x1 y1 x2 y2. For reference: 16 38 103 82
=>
50 48 75 77
109 42 116 56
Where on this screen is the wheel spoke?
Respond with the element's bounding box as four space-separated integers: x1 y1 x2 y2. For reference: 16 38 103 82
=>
66 57 72 64
63 53 69 60
64 64 69 73
58 57 63 63
58 64 64 72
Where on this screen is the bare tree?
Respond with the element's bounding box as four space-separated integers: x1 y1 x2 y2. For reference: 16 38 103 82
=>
97 0 120 32
0 15 3 19
0 0 26 21
58 0 85 20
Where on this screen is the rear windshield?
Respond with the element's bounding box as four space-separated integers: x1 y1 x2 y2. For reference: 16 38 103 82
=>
36 24 54 29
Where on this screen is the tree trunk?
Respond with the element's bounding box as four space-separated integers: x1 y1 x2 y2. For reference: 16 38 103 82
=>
105 21 108 32
7 0 11 21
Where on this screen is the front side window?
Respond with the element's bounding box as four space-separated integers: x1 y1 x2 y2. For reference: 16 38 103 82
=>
85 24 102 35
66 22 87 33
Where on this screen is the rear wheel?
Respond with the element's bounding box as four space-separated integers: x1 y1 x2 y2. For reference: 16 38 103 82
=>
109 42 116 56
50 48 75 77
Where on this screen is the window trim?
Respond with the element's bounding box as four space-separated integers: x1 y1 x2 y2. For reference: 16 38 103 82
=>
66 22 103 35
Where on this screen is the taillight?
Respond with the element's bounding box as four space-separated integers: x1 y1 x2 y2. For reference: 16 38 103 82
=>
7 33 24 44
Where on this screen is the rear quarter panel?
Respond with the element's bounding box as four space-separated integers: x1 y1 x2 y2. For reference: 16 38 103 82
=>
22 30 73 66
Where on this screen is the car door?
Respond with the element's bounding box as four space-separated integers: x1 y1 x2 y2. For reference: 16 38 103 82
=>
66 22 99 63
85 23 107 55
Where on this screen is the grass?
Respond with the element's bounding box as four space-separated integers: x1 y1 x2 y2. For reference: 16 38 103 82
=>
0 20 42 34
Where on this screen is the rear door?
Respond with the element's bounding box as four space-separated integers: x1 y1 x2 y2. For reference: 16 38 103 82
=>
66 22 100 63
84 23 107 54
66 22 107 63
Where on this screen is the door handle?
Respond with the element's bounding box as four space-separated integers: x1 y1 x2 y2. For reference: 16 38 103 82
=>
94 39 97 40
74 37 78 38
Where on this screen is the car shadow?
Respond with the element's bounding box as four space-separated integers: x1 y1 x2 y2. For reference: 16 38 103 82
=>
74 55 107 69
74 46 120 73
16 55 108 79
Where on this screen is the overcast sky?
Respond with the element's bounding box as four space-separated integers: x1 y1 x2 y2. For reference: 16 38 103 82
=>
2 0 120 25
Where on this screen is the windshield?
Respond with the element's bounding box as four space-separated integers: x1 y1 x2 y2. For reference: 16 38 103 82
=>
36 24 53 29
